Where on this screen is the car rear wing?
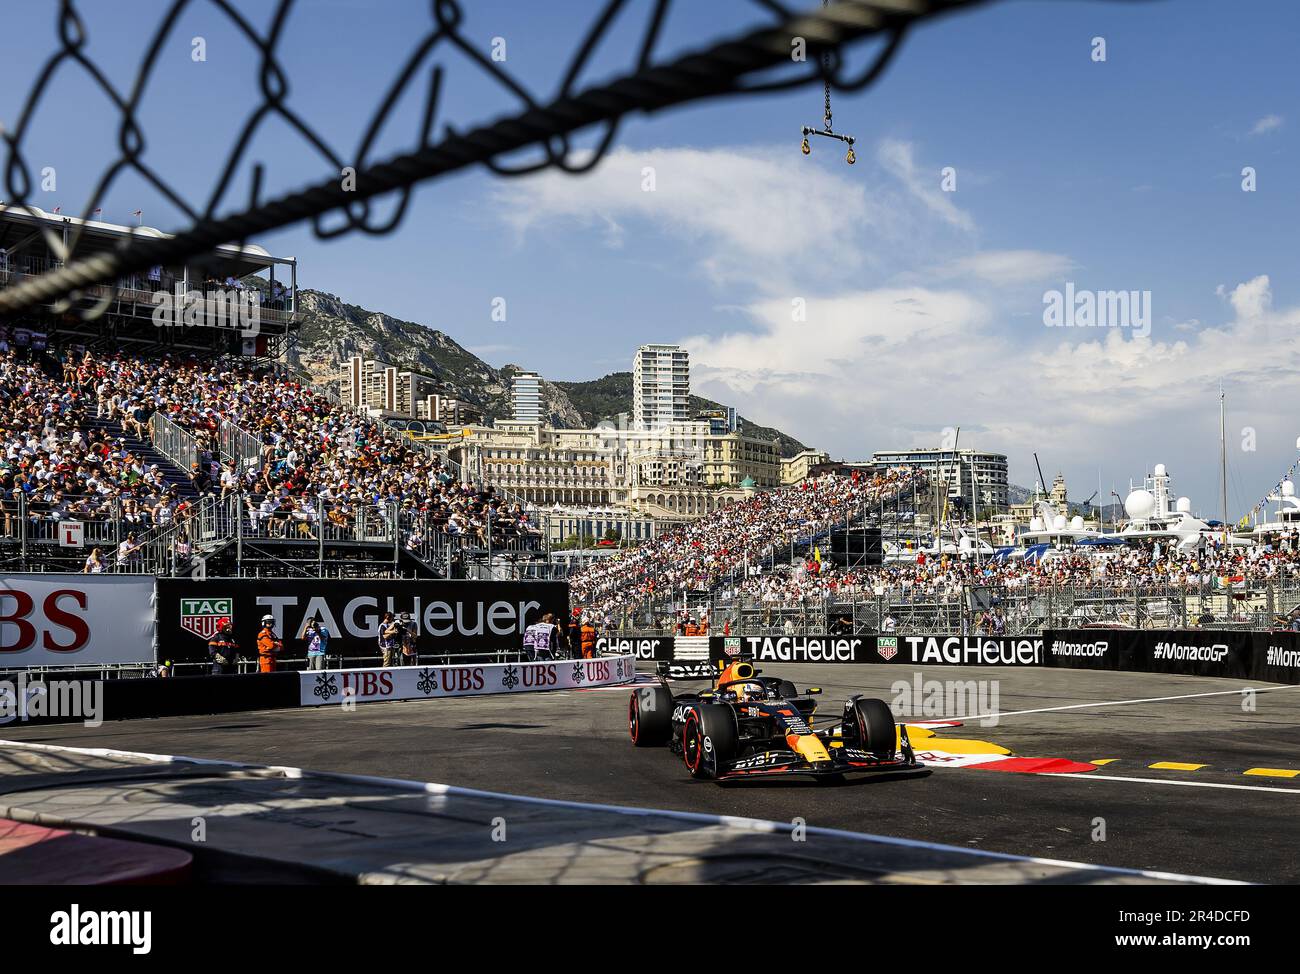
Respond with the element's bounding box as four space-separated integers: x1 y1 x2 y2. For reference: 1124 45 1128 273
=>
656 660 716 680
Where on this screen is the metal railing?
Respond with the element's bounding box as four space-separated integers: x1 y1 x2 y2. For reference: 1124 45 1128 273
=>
599 579 1300 636
148 411 201 473
218 419 264 473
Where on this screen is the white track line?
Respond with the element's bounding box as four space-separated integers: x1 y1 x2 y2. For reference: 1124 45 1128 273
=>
0 737 1241 885
1044 771 1300 795
955 682 1300 723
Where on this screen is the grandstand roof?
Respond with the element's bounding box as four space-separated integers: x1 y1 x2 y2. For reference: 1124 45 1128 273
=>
0 203 293 275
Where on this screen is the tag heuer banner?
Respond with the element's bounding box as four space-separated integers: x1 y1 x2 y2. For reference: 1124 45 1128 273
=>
157 578 569 666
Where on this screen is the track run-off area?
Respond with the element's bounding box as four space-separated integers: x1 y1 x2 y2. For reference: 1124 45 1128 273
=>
3 662 1297 883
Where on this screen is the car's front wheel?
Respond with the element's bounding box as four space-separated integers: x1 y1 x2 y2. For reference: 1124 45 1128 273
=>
681 703 738 779
851 697 897 760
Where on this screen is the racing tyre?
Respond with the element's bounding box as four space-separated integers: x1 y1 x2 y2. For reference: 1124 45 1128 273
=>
629 686 674 747
681 704 738 780
852 697 897 760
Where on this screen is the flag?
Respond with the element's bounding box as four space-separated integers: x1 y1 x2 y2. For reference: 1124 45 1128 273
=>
813 546 821 564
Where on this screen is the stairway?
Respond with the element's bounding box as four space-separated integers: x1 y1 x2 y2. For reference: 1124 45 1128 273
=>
81 414 201 503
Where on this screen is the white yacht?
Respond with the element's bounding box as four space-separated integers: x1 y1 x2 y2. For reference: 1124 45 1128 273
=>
1252 480 1300 537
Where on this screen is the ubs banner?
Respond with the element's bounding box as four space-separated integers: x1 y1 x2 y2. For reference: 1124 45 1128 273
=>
298 655 635 707
157 579 569 666
1044 628 1299 683
0 574 155 668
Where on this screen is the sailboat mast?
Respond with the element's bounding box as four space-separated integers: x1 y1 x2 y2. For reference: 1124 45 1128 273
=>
1220 383 1229 545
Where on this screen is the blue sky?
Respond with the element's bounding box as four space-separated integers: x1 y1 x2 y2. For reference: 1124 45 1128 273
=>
2 0 1299 516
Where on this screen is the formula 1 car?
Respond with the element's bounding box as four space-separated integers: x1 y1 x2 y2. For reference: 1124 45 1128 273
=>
628 657 921 781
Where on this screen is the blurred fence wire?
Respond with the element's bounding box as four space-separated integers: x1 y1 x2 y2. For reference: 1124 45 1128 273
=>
0 0 994 318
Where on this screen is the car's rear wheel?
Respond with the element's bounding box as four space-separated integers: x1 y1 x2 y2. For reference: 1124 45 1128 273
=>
681 704 738 779
852 697 897 760
629 685 673 747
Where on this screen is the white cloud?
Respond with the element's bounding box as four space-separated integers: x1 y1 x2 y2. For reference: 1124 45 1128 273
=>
877 138 975 233
1228 274 1271 319
1250 114 1283 136
687 274 1300 505
494 146 874 288
940 249 1076 286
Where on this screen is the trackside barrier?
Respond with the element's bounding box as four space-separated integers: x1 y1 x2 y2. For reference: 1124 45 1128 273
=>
298 654 636 707
1 656 637 727
1 673 300 727
1043 628 1300 685
599 634 1044 666
615 630 1300 682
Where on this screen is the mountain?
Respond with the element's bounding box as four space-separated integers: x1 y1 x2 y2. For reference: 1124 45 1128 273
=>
288 289 811 455
289 289 583 427
555 372 808 457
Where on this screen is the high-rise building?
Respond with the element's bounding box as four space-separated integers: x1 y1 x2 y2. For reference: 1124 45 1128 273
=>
868 447 1010 511
511 371 543 424
632 344 689 431
341 355 439 418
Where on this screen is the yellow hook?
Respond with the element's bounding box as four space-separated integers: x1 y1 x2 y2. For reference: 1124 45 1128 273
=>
845 148 856 165
801 139 811 155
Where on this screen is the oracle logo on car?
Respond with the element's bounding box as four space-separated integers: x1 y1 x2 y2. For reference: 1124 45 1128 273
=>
0 588 90 653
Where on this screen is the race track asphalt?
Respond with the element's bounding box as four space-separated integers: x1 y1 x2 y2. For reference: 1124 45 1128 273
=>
3 663 1298 883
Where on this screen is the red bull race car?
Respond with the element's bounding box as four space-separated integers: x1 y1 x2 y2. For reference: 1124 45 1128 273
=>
628 657 922 781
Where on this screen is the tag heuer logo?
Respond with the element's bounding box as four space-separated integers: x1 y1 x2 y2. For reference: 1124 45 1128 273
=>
724 638 741 657
876 636 898 661
180 598 232 640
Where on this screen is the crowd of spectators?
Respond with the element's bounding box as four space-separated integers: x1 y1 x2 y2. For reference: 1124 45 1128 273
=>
1 349 540 563
569 468 922 620
1 350 196 557
711 534 1300 608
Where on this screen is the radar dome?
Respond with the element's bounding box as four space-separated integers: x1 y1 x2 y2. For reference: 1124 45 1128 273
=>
1070 515 1085 530
1284 481 1296 498
1052 514 1067 531
1029 517 1043 532
1125 489 1156 521
1154 463 1167 477
1176 497 1192 514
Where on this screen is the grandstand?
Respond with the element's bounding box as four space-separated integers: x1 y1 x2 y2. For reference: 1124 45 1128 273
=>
0 211 548 581
570 467 924 628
